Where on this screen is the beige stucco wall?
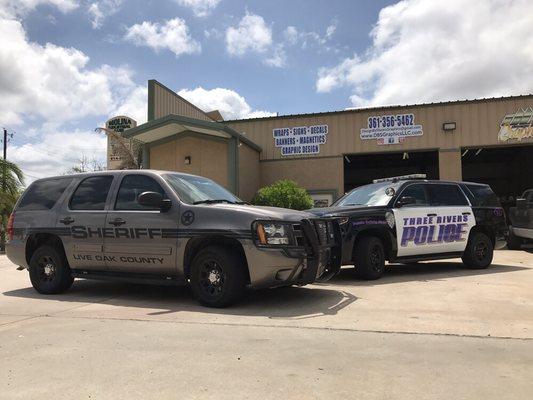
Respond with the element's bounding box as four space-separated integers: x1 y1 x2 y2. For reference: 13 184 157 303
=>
149 135 230 189
438 149 462 181
226 96 533 161
260 156 344 198
238 143 261 201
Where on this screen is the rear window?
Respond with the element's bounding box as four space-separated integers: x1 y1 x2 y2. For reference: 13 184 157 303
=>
69 176 114 210
428 184 469 206
17 178 72 211
465 184 500 207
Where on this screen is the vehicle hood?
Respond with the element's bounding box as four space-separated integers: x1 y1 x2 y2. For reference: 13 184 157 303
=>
209 203 315 221
308 205 385 217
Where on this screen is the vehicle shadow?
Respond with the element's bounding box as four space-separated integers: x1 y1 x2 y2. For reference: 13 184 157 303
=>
329 262 529 286
2 281 357 320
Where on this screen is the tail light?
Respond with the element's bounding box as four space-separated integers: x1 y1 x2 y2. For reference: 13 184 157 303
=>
7 212 15 241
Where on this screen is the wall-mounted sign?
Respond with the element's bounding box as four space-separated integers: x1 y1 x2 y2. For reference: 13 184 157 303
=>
106 115 137 168
360 114 423 145
273 124 328 156
498 108 533 142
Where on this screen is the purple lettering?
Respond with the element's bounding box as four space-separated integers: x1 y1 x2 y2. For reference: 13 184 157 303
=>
401 227 416 246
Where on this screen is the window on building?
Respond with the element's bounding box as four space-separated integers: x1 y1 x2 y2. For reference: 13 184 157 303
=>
69 176 114 210
115 175 166 210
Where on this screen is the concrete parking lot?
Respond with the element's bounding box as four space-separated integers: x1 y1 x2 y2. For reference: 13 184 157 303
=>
1 250 532 399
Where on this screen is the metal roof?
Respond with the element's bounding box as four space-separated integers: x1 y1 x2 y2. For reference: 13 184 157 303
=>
224 94 533 123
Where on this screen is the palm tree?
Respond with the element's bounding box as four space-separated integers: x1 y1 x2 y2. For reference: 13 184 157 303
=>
0 158 24 252
95 127 142 169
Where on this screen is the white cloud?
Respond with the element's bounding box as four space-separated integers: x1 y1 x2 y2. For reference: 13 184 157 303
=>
10 129 107 181
264 45 286 68
88 0 122 29
225 13 272 56
283 26 298 45
0 18 142 126
316 0 533 107
111 85 147 124
0 12 145 180
124 18 201 57
175 0 221 17
177 87 275 120
0 0 78 18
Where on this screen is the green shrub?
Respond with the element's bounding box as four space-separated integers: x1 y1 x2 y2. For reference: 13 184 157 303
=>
252 180 313 210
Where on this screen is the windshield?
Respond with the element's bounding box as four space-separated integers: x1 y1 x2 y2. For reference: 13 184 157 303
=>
334 182 399 207
163 173 242 205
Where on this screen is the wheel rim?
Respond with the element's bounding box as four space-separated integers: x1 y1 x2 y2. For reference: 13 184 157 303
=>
474 240 488 262
199 260 226 298
369 245 383 272
37 255 56 282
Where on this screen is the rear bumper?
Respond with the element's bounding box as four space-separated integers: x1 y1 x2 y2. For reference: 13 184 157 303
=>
5 239 27 269
510 226 533 240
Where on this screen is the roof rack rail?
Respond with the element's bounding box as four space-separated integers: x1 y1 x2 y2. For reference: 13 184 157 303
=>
373 174 427 183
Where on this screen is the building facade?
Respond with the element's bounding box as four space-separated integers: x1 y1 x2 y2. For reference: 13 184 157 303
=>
109 80 533 208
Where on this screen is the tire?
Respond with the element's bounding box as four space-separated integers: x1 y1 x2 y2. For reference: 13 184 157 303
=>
354 236 385 280
461 232 494 269
29 245 74 294
190 246 247 307
507 230 522 250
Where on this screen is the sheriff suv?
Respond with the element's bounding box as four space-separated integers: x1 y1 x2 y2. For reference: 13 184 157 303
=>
6 170 340 307
309 175 507 280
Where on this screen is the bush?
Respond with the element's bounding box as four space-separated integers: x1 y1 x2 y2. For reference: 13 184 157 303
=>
252 180 313 210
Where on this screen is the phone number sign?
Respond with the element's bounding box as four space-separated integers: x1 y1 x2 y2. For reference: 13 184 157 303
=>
360 114 423 145
273 124 328 156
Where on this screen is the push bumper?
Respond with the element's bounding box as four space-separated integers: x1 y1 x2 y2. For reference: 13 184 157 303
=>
246 218 342 288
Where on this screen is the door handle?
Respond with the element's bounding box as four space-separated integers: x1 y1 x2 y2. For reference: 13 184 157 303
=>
108 218 126 226
462 212 471 215
59 217 75 225
427 213 437 217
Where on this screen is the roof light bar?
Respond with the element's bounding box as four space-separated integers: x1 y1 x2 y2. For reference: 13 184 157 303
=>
373 174 427 183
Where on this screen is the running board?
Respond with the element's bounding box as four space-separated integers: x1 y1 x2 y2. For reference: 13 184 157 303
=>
71 270 187 286
392 252 463 263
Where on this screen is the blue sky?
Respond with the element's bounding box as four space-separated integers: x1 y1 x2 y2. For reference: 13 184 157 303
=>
1 0 532 181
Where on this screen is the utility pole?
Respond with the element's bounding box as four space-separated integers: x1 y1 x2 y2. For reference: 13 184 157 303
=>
3 128 6 161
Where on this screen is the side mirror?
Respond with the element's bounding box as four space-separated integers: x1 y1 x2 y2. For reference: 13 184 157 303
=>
397 196 417 207
516 198 527 210
137 191 171 211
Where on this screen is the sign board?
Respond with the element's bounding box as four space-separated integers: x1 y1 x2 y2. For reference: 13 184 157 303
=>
361 114 423 145
498 108 533 142
106 115 137 169
273 124 328 156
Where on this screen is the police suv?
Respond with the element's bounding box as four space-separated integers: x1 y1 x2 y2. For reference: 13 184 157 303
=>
6 170 340 307
309 175 507 279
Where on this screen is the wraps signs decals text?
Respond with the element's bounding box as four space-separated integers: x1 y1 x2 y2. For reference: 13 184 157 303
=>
273 125 328 156
361 114 423 145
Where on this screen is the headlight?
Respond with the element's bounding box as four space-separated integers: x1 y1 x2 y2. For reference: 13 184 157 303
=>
254 221 292 246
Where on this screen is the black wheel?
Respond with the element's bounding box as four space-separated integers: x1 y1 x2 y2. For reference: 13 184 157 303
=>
354 236 385 280
190 246 247 307
507 230 522 250
29 245 73 294
462 232 493 269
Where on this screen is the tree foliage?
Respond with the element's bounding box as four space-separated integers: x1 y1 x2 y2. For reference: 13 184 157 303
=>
252 180 313 210
0 158 25 251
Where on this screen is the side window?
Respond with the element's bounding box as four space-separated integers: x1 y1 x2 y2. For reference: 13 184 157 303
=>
465 184 500 207
17 178 72 211
398 184 429 206
70 176 114 210
524 190 533 204
428 184 469 206
115 175 166 210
